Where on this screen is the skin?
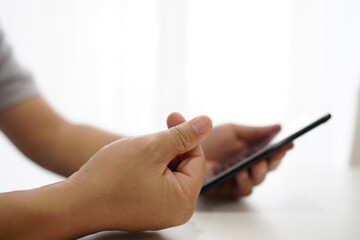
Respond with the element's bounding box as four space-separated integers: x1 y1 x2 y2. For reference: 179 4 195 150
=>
0 114 213 239
167 112 294 198
0 96 120 177
0 95 293 238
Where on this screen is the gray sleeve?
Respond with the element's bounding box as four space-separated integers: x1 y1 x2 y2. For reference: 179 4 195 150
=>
0 29 39 113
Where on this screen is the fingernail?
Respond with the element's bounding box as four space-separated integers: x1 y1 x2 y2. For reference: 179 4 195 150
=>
191 116 211 134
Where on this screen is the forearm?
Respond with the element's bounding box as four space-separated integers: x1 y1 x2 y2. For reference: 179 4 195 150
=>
0 95 122 177
46 123 121 176
0 181 98 239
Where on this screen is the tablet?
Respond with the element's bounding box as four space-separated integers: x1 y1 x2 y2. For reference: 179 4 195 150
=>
200 113 331 194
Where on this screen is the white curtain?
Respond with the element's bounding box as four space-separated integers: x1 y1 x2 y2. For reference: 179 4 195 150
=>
0 0 359 192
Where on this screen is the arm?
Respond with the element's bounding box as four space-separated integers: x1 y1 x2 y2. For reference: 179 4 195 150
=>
0 95 121 177
0 181 88 239
0 115 212 239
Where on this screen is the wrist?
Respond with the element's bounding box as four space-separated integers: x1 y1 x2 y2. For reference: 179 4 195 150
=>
32 181 82 239
47 179 106 238
0 180 100 239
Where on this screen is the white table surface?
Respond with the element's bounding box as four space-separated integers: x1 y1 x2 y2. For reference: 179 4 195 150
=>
80 164 360 240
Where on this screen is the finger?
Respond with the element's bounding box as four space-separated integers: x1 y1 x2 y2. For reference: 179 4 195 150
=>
286 142 294 150
235 124 281 144
234 170 254 196
167 114 211 193
158 115 212 193
166 113 188 171
158 115 213 161
175 146 207 188
215 181 237 198
167 112 186 128
268 143 293 171
250 160 268 185
222 178 242 198
268 150 286 170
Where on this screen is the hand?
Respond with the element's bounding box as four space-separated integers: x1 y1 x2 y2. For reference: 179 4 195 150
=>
167 113 293 198
66 115 213 233
203 123 293 198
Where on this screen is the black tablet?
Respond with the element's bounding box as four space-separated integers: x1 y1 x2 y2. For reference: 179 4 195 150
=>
200 113 331 194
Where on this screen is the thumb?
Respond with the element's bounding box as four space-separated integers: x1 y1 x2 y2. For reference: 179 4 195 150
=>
159 115 212 159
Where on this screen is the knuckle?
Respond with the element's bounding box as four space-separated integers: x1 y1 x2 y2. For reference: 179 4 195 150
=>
142 134 162 155
170 127 192 153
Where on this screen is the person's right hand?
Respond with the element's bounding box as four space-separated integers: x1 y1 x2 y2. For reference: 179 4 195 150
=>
66 115 212 233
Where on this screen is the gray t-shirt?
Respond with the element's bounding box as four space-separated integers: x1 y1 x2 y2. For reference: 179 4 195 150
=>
0 29 39 113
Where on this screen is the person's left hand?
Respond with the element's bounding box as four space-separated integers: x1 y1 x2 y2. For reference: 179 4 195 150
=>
167 112 294 198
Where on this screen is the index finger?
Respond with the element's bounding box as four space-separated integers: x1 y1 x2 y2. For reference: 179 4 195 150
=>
166 113 207 194
268 143 294 171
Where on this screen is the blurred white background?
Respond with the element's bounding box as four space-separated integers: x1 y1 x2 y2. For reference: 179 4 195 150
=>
0 0 359 192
